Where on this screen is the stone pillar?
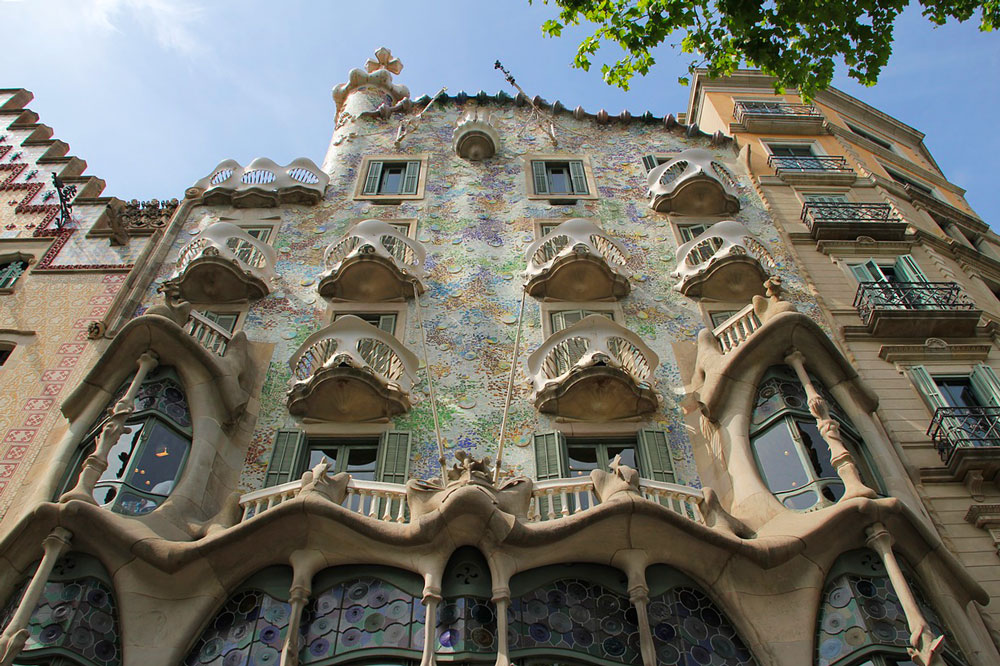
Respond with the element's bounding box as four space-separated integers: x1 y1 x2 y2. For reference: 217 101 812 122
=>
630 584 656 666
60 352 159 504
866 523 946 666
0 527 72 666
281 550 324 666
784 350 875 501
420 586 441 666
492 588 511 666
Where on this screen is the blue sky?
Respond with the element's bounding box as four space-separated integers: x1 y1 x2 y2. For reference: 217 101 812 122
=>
0 0 997 225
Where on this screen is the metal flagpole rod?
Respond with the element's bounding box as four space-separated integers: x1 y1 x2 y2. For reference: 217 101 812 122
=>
412 282 448 486
494 287 527 483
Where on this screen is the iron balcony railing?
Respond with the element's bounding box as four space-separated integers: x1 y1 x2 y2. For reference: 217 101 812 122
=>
800 202 900 230
927 406 1000 463
768 155 853 173
733 101 821 124
853 282 976 324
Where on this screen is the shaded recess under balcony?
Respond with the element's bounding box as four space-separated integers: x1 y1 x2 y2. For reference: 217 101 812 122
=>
801 202 907 241
672 220 776 300
163 221 276 303
187 157 329 207
287 315 419 422
732 100 824 134
927 406 1000 484
527 314 659 421
647 148 740 216
318 219 427 301
852 282 981 338
523 218 631 301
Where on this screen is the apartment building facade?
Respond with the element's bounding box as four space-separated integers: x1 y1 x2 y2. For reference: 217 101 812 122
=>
0 53 997 666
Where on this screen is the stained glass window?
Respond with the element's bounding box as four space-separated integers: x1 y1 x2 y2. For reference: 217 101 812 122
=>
437 547 497 656
816 550 967 666
0 553 122 666
646 586 756 665
184 589 292 666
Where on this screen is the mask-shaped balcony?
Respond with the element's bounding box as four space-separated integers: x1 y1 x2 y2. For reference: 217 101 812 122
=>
523 218 631 301
318 219 427 301
527 314 659 421
647 148 740 216
287 315 419 422
672 220 776 300
187 157 329 207
164 221 276 303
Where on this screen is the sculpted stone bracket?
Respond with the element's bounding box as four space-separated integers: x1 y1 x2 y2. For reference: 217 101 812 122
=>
407 451 533 521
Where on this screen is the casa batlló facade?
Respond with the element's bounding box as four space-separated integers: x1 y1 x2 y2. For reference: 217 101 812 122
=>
0 49 999 666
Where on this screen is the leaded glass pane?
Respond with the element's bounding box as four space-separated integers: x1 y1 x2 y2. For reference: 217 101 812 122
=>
647 586 756 665
436 596 497 654
184 589 291 666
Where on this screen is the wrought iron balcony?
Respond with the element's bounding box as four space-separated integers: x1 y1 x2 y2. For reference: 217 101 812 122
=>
318 219 426 301
523 218 631 300
800 202 906 241
853 282 981 338
527 314 659 420
768 155 855 186
287 315 419 422
187 157 329 207
733 101 824 133
165 221 276 303
672 220 776 300
928 406 1000 464
646 148 740 216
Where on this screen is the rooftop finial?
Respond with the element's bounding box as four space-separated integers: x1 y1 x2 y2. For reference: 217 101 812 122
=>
332 47 410 122
366 47 403 75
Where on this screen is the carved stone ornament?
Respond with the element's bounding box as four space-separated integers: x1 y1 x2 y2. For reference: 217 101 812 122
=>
405 450 532 520
453 111 501 161
590 454 641 502
298 458 349 504
332 48 410 120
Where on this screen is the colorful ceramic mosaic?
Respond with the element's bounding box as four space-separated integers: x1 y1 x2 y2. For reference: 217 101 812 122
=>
508 578 640 665
647 586 757 665
184 589 292 666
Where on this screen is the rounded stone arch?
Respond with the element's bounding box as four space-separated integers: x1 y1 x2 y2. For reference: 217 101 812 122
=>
815 549 968 666
644 564 759 666
0 551 123 666
508 562 639 666
437 546 497 658
182 565 294 666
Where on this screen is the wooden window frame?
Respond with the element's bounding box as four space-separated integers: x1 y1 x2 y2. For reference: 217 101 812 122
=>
354 154 429 202
524 154 599 201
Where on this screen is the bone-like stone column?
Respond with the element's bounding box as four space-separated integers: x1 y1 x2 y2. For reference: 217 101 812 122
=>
60 351 159 504
866 523 946 666
492 587 511 666
280 550 325 666
784 350 876 501
0 527 72 666
420 586 441 666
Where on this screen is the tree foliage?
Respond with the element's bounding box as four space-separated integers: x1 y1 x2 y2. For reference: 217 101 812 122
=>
538 0 998 99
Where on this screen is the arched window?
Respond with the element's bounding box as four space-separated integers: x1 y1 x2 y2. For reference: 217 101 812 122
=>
509 564 640 666
437 547 497 657
184 567 293 666
816 549 967 666
0 552 122 666
750 366 872 511
62 367 192 516
646 565 757 666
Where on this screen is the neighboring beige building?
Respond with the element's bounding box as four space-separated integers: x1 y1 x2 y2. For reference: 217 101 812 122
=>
1 53 999 666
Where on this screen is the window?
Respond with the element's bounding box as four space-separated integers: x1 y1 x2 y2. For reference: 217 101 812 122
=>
224 225 271 268
0 346 11 367
0 259 27 290
361 159 421 196
750 366 873 511
883 166 937 198
526 156 597 200
849 255 937 311
909 364 1000 413
641 154 672 172
678 223 714 243
803 192 850 204
263 430 412 487
549 308 614 333
846 122 895 151
767 143 816 157
63 367 192 516
709 310 741 328
533 430 675 483
334 312 397 334
188 310 239 354
849 255 927 285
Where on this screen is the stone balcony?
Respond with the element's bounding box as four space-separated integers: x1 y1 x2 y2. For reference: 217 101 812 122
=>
672 220 776 300
164 221 276 303
800 202 907 241
526 314 659 421
287 315 419 422
732 100 824 134
768 155 856 186
927 406 1000 486
318 219 427 301
187 157 329 207
523 218 631 301
853 282 981 338
647 148 740 216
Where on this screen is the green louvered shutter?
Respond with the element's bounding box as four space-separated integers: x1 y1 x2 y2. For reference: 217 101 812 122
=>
850 260 882 283
642 155 659 172
568 160 588 194
970 364 1000 407
533 432 566 480
363 160 384 195
637 429 675 483
532 161 549 195
894 254 929 282
377 431 412 483
401 161 420 195
377 314 397 334
264 430 306 487
908 366 949 412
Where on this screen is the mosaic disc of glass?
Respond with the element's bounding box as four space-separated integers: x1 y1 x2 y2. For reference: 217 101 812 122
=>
184 589 291 666
300 576 425 663
436 595 497 654
647 586 756 665
509 578 640 665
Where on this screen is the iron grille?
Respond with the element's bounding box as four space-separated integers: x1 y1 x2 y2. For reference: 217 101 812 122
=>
853 282 975 324
927 406 1000 463
800 202 899 230
768 155 853 173
733 101 821 124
